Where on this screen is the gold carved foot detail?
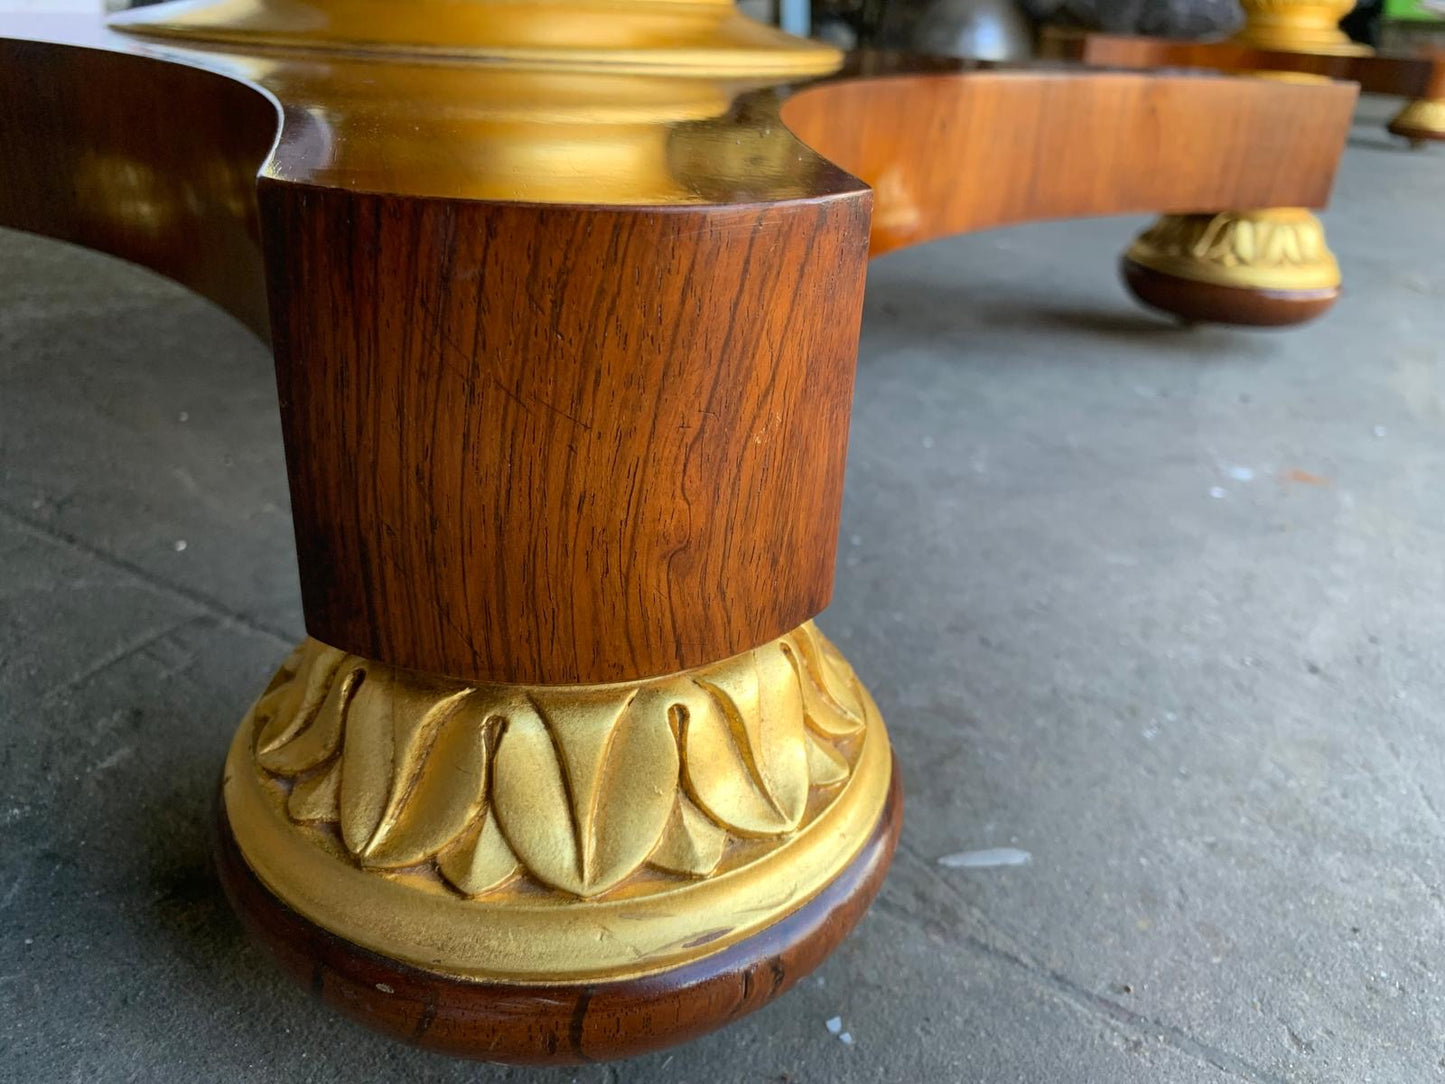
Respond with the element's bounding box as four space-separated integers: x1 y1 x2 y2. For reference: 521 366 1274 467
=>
223 621 893 983
1388 99 1445 147
1124 208 1340 292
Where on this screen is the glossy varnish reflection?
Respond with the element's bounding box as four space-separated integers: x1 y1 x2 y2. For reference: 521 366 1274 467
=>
0 39 275 336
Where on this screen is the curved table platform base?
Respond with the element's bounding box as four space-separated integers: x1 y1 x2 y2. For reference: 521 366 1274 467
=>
1119 209 1341 327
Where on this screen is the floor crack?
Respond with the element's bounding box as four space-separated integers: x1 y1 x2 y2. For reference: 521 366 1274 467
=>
0 501 294 648
34 615 202 704
892 843 1291 1084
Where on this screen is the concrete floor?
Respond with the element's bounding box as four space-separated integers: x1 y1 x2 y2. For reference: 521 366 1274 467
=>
2 95 1443 1083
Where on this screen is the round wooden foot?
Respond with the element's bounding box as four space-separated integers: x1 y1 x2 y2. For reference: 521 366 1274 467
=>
1121 258 1339 327
1120 209 1340 328
216 759 901 1064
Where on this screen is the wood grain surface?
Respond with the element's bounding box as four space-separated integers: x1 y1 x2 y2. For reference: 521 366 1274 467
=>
262 183 872 684
782 69 1357 257
1059 33 1445 100
215 757 903 1064
0 38 275 337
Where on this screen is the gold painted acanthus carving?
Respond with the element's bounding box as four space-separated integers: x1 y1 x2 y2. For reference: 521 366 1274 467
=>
223 621 893 982
1125 208 1341 292
252 621 862 897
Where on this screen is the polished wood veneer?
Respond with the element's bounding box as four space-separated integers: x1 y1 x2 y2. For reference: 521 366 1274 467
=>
263 185 870 685
0 39 274 337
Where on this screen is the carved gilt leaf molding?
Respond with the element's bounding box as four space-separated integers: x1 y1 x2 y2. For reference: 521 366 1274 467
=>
223 620 892 981
1125 209 1341 291
247 621 869 901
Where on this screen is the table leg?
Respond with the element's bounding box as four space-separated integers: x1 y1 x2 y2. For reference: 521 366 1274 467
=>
1388 98 1445 147
1121 209 1341 327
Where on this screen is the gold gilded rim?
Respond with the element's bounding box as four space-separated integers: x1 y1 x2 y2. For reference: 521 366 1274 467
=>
110 0 845 76
223 624 893 984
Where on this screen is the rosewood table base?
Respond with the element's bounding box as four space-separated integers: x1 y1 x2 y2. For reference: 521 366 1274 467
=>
0 0 1357 1062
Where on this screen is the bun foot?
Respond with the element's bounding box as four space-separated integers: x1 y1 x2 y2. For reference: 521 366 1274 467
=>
1121 209 1340 328
1388 99 1445 146
1122 259 1339 327
215 628 901 1064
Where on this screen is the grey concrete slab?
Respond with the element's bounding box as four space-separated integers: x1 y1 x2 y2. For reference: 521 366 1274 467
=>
0 226 301 640
2 93 1442 1083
